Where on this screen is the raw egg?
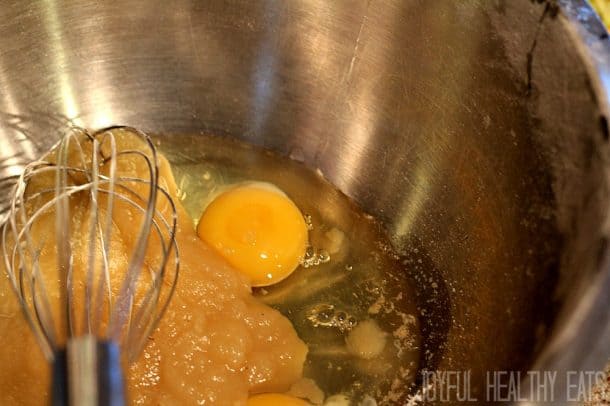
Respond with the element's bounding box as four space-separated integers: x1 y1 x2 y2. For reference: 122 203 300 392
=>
247 393 310 406
197 182 308 286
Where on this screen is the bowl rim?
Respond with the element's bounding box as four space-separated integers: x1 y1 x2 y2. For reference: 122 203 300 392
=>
520 1 610 404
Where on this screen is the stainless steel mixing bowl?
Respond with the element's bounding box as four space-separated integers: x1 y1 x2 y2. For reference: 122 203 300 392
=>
0 1 609 404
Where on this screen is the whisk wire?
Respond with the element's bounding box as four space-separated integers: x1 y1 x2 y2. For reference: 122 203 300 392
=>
92 134 117 338
122 183 179 360
84 138 100 335
4 162 59 359
107 142 159 342
56 133 75 341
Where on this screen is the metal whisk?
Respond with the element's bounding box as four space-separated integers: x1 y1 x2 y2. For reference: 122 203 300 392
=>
1 125 179 406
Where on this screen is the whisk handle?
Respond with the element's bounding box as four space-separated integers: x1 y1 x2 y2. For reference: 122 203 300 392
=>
51 336 125 406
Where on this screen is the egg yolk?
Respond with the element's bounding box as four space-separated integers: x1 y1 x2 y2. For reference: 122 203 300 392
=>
247 393 311 406
197 182 308 286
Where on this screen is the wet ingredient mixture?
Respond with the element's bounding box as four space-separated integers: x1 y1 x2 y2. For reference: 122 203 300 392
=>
0 129 422 405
